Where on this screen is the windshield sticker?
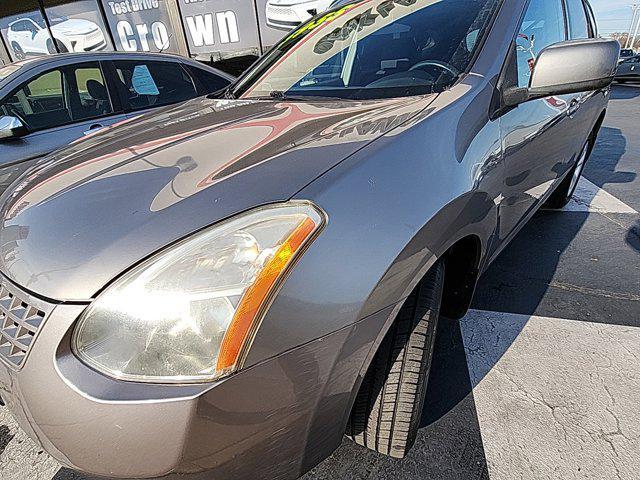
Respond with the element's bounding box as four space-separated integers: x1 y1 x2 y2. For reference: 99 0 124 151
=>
286 4 358 42
132 65 160 96
313 0 437 55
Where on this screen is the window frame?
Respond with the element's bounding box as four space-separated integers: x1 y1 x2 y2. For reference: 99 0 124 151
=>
67 61 118 123
583 0 598 38
186 64 230 96
490 0 569 118
563 0 591 40
0 60 119 135
515 0 569 88
107 59 199 114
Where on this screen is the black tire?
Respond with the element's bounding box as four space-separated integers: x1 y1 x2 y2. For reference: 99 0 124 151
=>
47 39 68 54
347 260 444 458
11 43 25 60
56 40 69 53
544 138 592 209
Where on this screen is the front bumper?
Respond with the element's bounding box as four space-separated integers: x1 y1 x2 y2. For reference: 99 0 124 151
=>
0 277 380 479
266 3 313 30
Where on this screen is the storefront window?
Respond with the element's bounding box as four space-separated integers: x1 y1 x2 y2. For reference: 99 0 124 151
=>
0 1 56 61
42 0 114 53
178 0 259 59
100 0 179 53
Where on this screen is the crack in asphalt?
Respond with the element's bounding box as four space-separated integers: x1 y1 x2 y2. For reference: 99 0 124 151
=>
549 281 640 302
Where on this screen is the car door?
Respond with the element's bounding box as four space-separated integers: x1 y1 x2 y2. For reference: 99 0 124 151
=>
0 62 127 192
31 20 51 55
108 59 200 120
633 56 640 79
24 20 45 55
498 0 576 243
618 57 640 80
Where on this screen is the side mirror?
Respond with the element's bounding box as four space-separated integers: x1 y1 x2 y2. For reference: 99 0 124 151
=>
0 116 28 141
503 38 620 108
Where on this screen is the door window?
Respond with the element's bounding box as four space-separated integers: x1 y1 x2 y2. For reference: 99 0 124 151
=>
0 69 70 131
565 0 590 39
0 62 114 132
73 64 114 120
0 1 56 61
187 65 230 94
113 60 197 111
42 0 113 53
516 0 566 88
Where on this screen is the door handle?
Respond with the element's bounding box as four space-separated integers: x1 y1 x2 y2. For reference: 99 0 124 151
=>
567 99 580 117
83 123 104 136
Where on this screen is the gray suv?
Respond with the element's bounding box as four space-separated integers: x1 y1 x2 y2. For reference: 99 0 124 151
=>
0 0 618 479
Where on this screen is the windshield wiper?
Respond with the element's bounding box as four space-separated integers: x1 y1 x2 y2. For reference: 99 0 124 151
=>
207 85 236 100
263 90 346 101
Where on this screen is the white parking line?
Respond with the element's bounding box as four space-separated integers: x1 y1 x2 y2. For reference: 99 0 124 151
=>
461 309 640 480
560 177 637 214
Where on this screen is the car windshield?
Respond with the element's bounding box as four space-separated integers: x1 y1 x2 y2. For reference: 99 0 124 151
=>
621 49 634 57
49 15 70 26
233 0 499 100
0 65 20 81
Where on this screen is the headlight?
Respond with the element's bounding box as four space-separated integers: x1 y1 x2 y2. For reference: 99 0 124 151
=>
72 202 325 383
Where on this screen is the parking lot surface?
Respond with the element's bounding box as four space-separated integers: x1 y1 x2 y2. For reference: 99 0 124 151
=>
1 85 639 480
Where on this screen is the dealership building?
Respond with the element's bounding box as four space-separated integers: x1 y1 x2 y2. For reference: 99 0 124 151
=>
0 0 315 71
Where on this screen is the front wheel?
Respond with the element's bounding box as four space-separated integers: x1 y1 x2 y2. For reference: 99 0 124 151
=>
544 139 591 209
11 42 25 60
347 260 444 458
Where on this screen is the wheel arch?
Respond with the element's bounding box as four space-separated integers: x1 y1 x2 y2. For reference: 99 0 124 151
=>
337 190 497 430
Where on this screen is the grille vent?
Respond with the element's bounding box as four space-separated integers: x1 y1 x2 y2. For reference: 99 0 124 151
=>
0 283 46 368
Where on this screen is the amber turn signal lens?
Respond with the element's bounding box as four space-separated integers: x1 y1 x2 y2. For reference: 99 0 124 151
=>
216 216 318 372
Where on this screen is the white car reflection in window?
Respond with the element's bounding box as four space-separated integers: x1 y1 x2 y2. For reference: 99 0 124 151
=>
7 16 106 60
265 0 336 30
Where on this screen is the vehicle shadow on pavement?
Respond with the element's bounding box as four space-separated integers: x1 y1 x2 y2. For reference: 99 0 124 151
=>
583 126 635 190
0 425 15 456
53 469 97 480
611 84 640 100
626 220 640 254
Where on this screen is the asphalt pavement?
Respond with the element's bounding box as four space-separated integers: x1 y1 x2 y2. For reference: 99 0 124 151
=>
1 84 639 480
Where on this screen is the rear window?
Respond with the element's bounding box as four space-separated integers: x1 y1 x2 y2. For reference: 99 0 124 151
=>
113 60 198 111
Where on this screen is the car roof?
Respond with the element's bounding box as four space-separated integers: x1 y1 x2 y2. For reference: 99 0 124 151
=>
0 52 234 89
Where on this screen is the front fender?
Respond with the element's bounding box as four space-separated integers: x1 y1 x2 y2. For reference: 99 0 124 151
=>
243 77 503 469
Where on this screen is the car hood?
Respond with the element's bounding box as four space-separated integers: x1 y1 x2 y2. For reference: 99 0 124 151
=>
0 94 436 301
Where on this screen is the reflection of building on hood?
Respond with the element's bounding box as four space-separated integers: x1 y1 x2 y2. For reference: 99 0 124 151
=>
0 224 29 263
